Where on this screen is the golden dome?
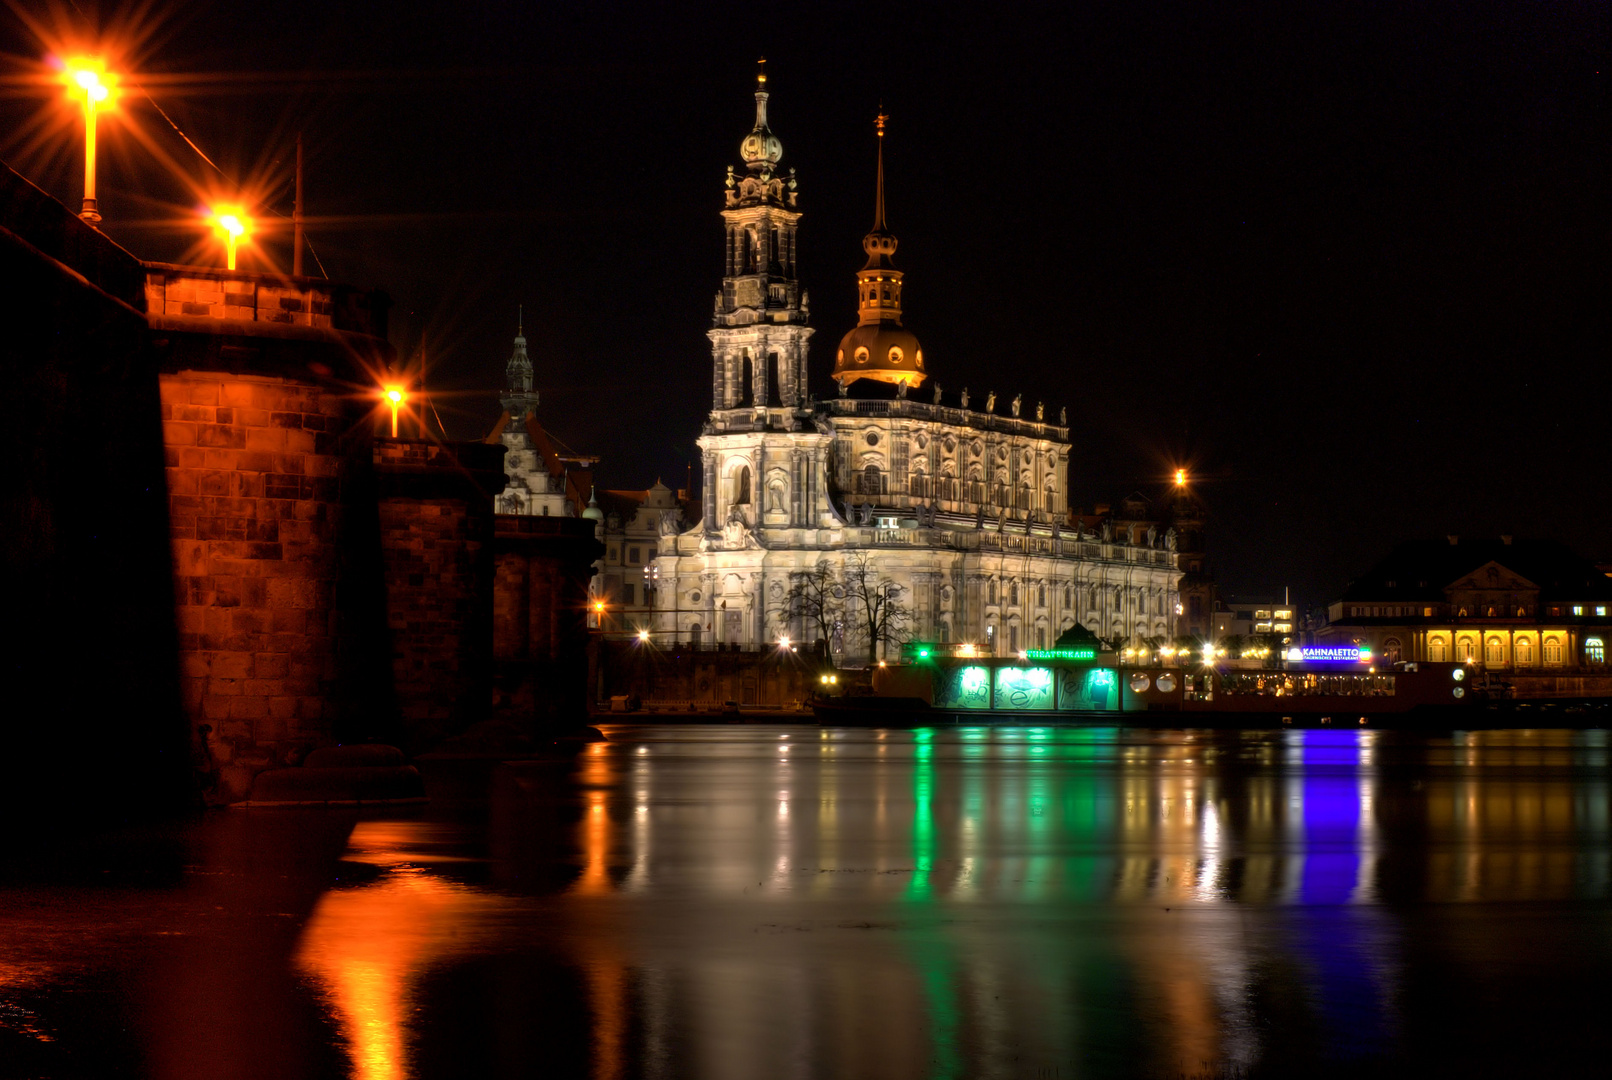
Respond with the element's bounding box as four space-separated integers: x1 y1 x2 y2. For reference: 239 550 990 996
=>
833 324 926 387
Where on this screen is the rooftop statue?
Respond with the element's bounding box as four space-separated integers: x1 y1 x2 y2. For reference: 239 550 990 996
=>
1011 394 1021 418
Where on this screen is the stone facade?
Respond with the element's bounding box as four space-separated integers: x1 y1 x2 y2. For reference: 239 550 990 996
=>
651 78 1181 659
161 369 351 796
492 514 606 719
374 439 507 753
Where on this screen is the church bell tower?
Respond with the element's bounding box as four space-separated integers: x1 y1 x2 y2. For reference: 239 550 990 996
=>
707 60 813 414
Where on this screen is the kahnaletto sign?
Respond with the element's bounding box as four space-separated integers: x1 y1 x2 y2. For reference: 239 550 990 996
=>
1286 645 1372 663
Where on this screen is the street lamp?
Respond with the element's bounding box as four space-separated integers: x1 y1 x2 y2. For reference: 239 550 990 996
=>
637 628 650 643
63 58 114 224
384 385 405 438
208 205 251 270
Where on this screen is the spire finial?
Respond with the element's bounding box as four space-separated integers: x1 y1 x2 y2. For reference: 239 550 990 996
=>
873 109 888 231
517 303 523 338
757 56 767 89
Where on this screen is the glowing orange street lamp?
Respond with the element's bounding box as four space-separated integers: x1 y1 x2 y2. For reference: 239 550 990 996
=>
63 58 114 224
384 385 406 437
208 206 250 270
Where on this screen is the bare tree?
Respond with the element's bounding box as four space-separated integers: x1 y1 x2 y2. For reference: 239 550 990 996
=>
780 559 842 653
841 551 914 665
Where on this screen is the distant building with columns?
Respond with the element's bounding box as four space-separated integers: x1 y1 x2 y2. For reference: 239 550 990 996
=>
1312 535 1612 671
651 71 1181 658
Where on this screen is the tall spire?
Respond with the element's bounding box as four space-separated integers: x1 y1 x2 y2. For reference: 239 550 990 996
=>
861 112 898 271
873 109 888 231
833 112 925 391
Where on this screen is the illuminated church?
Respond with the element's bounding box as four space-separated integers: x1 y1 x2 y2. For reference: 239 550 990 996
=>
650 70 1181 656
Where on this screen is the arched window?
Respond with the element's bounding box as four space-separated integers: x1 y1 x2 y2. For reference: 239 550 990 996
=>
1038 584 1047 607
1544 637 1562 665
1589 637 1607 665
1383 637 1402 664
862 464 882 495
1515 638 1533 666
1010 582 1019 605
988 580 998 605
735 466 751 504
1065 586 1073 607
1485 637 1505 664
1457 637 1475 661
1429 638 1447 662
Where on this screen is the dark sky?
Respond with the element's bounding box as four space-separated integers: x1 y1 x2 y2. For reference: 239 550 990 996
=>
4 1 1606 604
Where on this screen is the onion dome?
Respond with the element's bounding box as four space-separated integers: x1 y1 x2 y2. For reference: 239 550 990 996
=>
738 59 782 173
581 487 604 523
831 113 926 391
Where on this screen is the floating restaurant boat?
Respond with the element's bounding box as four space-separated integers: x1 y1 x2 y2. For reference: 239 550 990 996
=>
812 643 1482 726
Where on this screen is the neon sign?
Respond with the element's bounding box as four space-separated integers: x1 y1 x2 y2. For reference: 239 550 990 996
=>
1287 646 1371 663
1024 648 1097 660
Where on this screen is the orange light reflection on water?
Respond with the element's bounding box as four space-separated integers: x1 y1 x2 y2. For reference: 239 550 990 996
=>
294 823 507 1080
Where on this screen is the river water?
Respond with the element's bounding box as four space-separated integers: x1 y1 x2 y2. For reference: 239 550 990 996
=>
3 724 1611 1079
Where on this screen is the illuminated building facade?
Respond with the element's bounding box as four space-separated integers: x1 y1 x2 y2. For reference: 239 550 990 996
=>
652 74 1181 656
1312 535 1612 671
489 322 596 518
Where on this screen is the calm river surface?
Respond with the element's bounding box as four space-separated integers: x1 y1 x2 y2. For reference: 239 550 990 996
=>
4 724 1612 1079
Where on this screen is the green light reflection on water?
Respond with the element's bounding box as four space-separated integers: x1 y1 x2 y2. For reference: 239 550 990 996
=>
903 727 960 1078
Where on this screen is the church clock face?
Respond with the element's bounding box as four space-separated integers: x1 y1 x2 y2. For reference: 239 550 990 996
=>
735 279 762 308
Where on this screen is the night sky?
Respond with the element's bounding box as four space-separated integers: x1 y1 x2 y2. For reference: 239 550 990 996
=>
3 1 1605 604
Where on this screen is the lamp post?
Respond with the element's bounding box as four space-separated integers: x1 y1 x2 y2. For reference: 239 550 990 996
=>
385 386 405 438
65 59 112 224
208 207 250 270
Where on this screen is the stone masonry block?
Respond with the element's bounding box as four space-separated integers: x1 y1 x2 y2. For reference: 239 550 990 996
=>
227 696 269 720
186 381 221 406
254 653 290 679
208 676 243 697
246 427 287 452
212 653 254 679
197 424 247 450
164 422 197 446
